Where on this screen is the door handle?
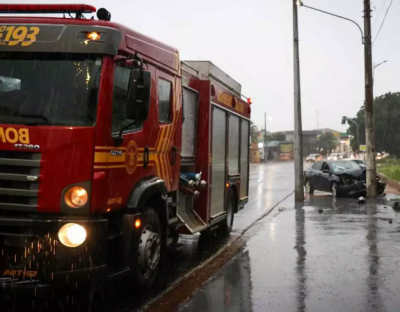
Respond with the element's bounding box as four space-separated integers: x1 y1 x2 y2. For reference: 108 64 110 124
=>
143 147 149 169
171 146 177 165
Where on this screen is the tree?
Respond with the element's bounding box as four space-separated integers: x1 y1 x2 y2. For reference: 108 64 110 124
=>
317 132 338 154
250 121 258 144
347 92 400 157
266 132 286 141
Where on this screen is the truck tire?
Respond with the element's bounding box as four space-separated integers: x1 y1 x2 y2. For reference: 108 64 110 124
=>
129 207 163 289
221 190 235 236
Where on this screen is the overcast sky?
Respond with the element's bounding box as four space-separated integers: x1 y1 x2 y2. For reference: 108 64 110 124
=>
4 0 399 133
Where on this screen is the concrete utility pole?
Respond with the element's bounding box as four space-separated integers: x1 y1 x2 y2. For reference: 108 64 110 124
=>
363 0 377 197
293 0 304 201
264 112 267 138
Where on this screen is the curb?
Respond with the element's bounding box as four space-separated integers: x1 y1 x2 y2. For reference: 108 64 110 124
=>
377 172 400 192
142 191 294 312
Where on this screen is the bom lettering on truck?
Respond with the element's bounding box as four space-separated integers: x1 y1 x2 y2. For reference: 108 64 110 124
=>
0 127 30 144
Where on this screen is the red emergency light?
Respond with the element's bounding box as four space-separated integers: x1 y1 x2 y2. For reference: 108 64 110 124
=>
247 97 252 104
0 4 96 14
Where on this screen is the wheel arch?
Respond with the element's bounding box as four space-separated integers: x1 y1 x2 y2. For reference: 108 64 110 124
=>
127 176 167 210
127 176 170 226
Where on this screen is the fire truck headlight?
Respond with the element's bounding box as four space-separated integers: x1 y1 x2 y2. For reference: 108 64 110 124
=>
58 223 87 248
64 186 88 208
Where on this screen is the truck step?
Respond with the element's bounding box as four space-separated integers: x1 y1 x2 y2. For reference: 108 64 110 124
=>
177 203 207 234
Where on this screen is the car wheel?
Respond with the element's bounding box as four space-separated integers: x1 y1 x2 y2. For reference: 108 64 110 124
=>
331 183 339 198
305 179 314 194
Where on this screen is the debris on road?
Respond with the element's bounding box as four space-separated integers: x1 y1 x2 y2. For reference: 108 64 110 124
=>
357 196 366 204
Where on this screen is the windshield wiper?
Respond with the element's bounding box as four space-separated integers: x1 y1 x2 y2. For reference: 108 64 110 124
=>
0 114 50 125
18 114 49 121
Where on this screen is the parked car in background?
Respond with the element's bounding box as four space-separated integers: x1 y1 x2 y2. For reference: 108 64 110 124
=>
327 153 340 161
376 153 382 160
306 154 322 163
304 160 386 197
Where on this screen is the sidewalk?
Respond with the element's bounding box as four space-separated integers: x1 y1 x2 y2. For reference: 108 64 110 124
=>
385 184 400 195
178 194 400 312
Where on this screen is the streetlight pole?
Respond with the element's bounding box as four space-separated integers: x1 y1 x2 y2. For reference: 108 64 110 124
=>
293 0 304 202
297 0 377 197
373 60 387 81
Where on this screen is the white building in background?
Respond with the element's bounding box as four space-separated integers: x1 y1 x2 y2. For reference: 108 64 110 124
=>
335 133 352 153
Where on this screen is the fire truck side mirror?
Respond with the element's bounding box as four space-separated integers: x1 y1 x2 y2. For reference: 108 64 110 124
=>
127 69 151 121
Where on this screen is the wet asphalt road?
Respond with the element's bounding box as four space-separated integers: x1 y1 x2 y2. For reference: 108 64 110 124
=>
0 162 295 312
178 190 400 311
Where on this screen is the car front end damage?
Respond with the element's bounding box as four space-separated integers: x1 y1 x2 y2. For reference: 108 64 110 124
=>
337 173 386 197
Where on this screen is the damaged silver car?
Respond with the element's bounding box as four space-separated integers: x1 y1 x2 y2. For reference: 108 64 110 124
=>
304 160 386 197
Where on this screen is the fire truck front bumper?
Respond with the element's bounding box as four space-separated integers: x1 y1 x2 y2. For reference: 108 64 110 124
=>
0 216 108 287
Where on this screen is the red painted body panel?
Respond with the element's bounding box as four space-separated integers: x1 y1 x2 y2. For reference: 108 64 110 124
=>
0 17 180 74
0 125 94 213
0 14 248 224
183 78 250 224
92 60 182 213
0 16 181 214
211 84 251 119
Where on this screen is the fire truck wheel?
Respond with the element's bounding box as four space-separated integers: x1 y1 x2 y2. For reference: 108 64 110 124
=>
221 190 235 236
130 207 163 289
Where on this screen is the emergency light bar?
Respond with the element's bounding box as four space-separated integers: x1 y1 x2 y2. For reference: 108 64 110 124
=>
0 4 96 14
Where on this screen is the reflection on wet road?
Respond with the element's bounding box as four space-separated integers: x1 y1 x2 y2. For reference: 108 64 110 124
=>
0 162 295 312
179 194 400 312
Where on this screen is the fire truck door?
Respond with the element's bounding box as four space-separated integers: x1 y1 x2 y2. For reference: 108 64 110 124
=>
210 106 227 217
240 119 250 199
155 69 177 191
228 114 240 175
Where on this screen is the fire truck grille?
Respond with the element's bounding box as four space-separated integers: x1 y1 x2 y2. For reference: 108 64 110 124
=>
0 151 41 212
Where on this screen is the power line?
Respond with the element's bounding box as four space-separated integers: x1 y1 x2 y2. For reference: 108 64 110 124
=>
373 0 394 44
372 0 387 28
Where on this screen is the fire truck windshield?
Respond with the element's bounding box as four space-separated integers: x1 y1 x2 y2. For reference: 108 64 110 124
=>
0 53 101 126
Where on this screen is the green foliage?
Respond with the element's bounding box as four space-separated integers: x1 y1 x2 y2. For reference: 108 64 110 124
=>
379 165 400 182
317 132 338 154
250 121 258 144
377 158 400 165
266 132 286 141
347 92 400 156
377 158 400 181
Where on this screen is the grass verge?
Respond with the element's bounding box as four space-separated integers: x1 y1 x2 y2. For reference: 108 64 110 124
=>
377 158 400 181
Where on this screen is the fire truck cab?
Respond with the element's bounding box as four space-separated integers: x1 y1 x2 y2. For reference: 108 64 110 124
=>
0 4 251 289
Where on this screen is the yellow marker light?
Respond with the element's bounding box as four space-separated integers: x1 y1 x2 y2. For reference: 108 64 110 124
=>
64 186 88 208
135 219 141 228
87 31 100 41
58 223 87 248
226 182 230 188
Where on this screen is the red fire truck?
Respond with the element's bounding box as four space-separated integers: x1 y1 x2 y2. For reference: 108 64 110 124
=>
0 4 251 288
